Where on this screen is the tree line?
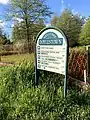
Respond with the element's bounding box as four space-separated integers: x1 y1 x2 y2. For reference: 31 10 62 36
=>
0 0 90 48
51 9 90 47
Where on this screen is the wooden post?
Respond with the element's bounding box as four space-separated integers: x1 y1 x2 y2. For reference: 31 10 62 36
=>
84 70 86 84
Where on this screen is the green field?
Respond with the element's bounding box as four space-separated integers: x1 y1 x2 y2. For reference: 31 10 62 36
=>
1 53 34 64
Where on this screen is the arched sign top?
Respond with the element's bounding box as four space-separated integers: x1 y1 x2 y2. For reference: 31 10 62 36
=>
36 26 69 47
43 32 58 39
36 26 69 75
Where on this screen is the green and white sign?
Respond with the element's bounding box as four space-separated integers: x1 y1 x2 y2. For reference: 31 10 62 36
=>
36 27 68 75
35 26 69 97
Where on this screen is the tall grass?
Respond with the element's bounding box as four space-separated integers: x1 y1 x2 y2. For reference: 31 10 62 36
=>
0 62 90 120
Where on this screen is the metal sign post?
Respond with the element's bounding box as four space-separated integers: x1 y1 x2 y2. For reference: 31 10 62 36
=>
35 26 69 97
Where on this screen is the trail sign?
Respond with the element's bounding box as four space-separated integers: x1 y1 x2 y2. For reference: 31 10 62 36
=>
35 26 69 97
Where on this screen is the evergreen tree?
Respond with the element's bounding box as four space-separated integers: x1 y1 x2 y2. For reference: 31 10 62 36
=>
51 9 85 47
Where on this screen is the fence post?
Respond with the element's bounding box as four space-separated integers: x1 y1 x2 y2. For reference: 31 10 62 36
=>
84 70 86 84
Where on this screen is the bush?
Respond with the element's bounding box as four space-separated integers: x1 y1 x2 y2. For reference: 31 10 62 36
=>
68 47 87 81
0 62 90 119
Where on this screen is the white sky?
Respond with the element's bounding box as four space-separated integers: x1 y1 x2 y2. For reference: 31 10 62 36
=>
0 0 9 4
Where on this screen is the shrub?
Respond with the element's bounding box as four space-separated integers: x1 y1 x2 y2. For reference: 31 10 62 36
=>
68 47 87 81
0 62 90 119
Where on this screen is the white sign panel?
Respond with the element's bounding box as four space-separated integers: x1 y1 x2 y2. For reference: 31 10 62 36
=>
36 27 68 75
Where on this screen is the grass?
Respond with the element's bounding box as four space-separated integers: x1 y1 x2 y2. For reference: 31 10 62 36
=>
1 53 34 64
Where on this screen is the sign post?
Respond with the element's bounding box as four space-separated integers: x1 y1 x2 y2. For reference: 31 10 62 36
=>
35 26 69 97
